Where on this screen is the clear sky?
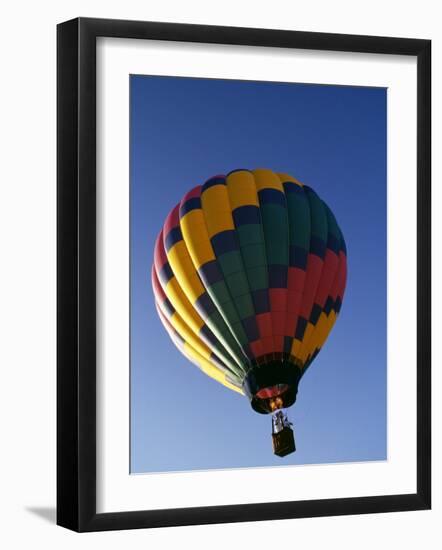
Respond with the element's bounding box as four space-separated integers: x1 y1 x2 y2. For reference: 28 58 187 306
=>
130 75 387 474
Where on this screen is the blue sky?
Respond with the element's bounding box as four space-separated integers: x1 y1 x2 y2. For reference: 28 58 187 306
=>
130 75 387 473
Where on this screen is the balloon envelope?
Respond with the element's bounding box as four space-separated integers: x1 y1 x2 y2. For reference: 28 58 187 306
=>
152 168 347 414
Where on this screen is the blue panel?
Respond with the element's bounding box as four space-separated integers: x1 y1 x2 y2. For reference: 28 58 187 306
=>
179 197 201 218
232 205 260 226
164 226 183 251
283 182 304 194
326 233 340 255
258 188 286 206
202 176 226 192
162 297 175 317
210 230 239 256
158 262 174 284
210 353 227 370
289 245 308 269
268 264 288 288
241 315 260 342
310 235 326 259
283 336 293 354
252 288 270 314
335 296 343 314
199 324 218 347
198 260 224 286
340 237 347 255
194 292 216 319
323 296 334 315
226 168 251 176
309 303 322 325
295 317 308 340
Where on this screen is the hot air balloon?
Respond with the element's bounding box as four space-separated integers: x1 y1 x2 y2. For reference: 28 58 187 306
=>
152 168 347 457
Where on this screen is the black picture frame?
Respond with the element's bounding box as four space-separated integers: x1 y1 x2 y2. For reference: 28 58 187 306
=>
57 17 431 532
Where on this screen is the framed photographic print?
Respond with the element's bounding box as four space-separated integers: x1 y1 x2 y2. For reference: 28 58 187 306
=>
57 17 431 532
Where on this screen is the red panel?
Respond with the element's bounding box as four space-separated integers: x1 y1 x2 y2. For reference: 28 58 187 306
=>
163 203 180 238
250 340 264 357
261 337 274 355
272 312 286 335
315 249 339 306
269 285 288 353
336 252 348 300
273 335 284 352
181 185 202 203
151 266 166 303
153 229 168 271
256 313 273 337
287 267 306 292
269 288 288 312
299 254 323 318
284 314 297 336
329 251 346 301
287 290 302 313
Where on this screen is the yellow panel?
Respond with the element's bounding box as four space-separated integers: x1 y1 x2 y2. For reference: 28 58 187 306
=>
161 273 243 374
187 272 205 301
323 311 338 341
303 312 329 358
165 278 204 333
180 210 207 236
184 235 215 270
277 172 303 187
165 239 246 374
180 210 215 269
290 338 303 361
183 344 243 395
167 242 205 304
300 311 339 363
167 239 189 260
298 322 315 362
201 185 234 237
310 311 337 361
252 168 284 192
170 313 211 361
157 303 237 390
226 171 259 209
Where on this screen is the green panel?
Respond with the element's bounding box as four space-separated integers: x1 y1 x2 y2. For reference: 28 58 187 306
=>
225 270 249 297
207 312 247 375
323 202 341 242
240 243 267 269
230 321 249 346
267 240 288 266
305 187 327 240
286 193 311 248
206 310 245 365
218 299 239 322
217 250 243 276
208 311 230 337
218 321 236 340
235 293 255 319
201 324 239 370
207 309 228 334
260 204 289 265
208 280 231 304
237 223 263 246
208 340 238 372
261 204 287 234
247 265 268 290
